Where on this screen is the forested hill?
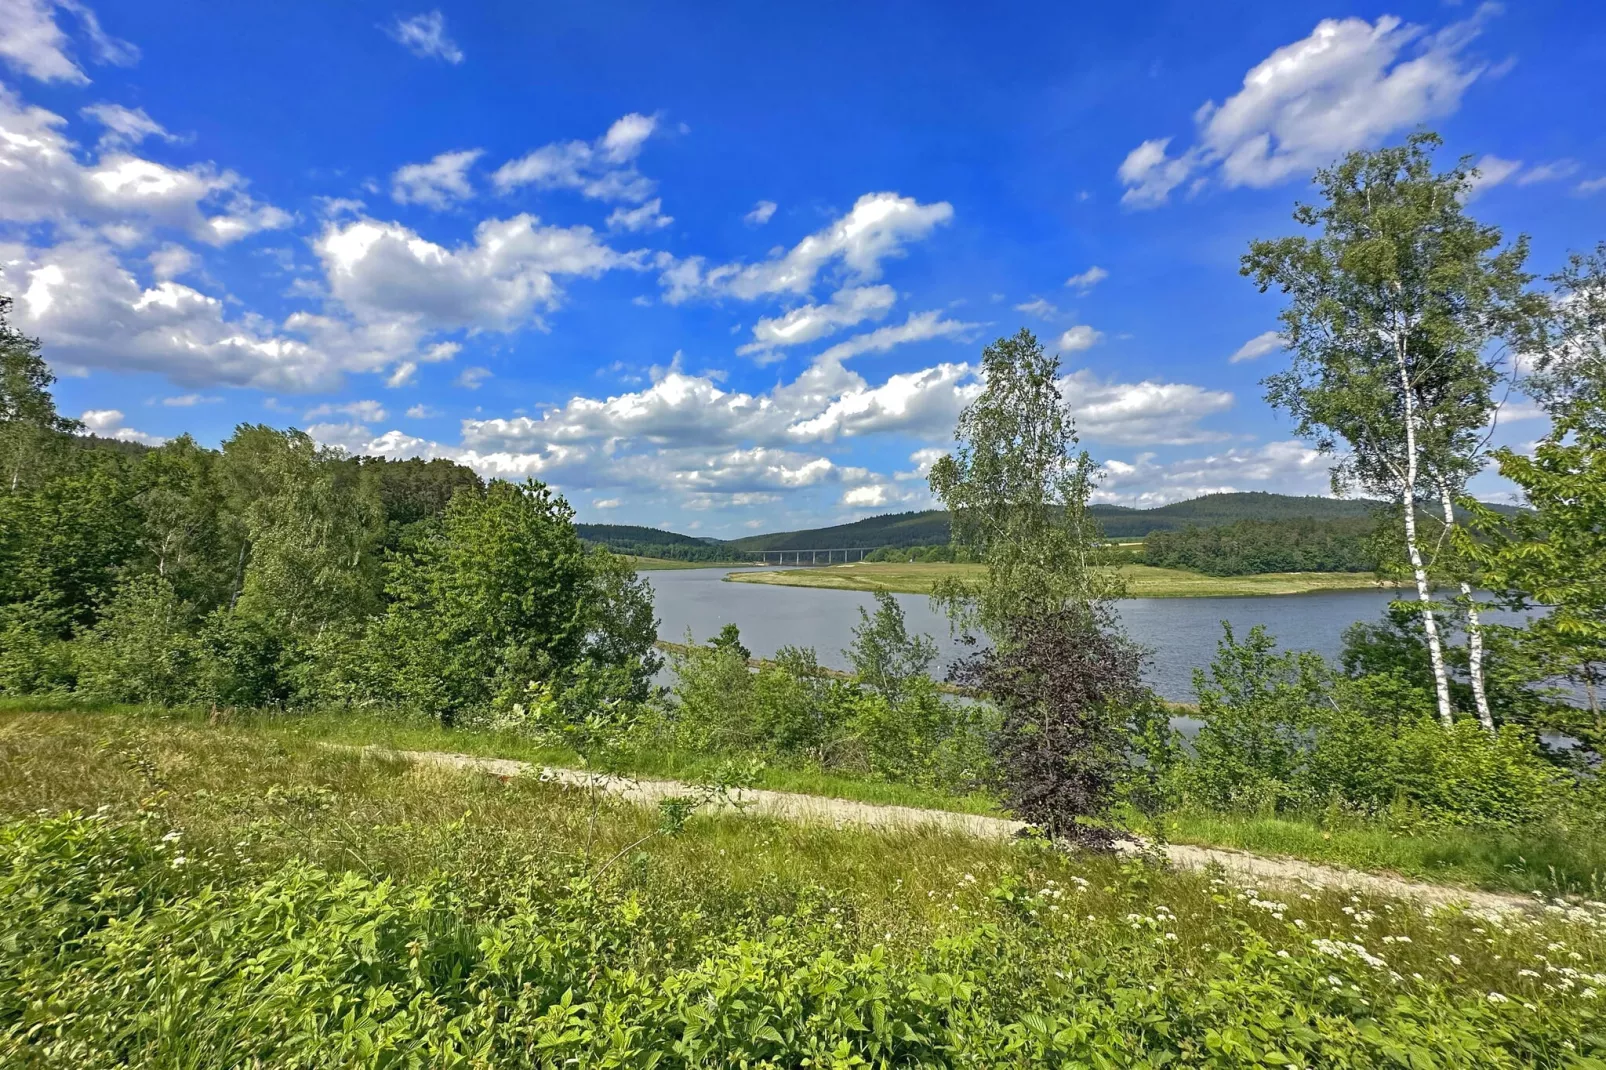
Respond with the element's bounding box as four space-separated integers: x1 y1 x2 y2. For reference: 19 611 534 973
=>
724 492 1392 550
574 524 736 562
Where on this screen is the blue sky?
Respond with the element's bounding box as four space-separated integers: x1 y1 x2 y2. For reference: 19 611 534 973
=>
3 0 1603 534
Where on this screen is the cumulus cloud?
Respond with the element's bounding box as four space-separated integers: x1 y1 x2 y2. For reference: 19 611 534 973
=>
738 285 897 356
745 200 777 225
0 86 290 247
607 198 672 232
2 239 345 390
1065 265 1108 292
1097 441 1330 505
313 213 643 332
305 399 386 423
161 393 220 406
492 113 659 203
455 365 491 389
1063 369 1234 446
385 10 463 63
1 0 136 84
814 311 977 365
391 148 481 208
78 407 164 445
1119 8 1494 207
1466 155 1581 197
1014 297 1057 320
660 191 953 303
1057 325 1101 352
1229 330 1284 363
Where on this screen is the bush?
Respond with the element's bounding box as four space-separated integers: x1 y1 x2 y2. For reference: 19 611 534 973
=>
1181 624 1573 828
73 575 197 704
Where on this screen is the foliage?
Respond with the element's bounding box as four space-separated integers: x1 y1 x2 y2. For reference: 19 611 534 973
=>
1142 516 1379 575
1245 132 1543 729
706 622 752 661
1463 417 1606 757
4 716 1604 1068
928 329 1121 634
950 606 1156 847
73 576 198 705
1181 625 1577 829
662 628 994 793
847 591 937 703
363 479 659 722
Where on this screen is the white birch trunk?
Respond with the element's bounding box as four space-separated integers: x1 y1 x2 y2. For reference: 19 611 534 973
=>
1396 336 1456 728
1436 478 1495 731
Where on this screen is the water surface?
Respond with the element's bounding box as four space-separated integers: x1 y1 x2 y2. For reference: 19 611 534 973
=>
645 567 1409 703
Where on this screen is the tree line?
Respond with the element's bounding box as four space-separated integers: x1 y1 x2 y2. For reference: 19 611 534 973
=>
0 298 658 720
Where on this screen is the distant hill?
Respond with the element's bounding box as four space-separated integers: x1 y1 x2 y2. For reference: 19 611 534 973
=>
576 523 737 562
725 493 1393 550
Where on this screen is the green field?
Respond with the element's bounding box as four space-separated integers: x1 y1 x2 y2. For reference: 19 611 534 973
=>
726 560 1393 598
625 555 757 570
3 708 1603 1066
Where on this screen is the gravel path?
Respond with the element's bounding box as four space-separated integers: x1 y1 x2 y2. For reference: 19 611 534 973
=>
345 744 1535 914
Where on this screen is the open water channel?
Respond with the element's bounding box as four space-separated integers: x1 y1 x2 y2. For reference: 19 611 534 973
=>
643 566 1416 703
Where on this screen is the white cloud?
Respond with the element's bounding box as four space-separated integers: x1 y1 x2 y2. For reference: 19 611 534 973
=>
81 102 176 149
1057 325 1102 352
814 311 976 364
0 0 135 84
455 365 491 389
391 148 482 209
313 213 642 332
1466 154 1522 197
78 407 164 445
2 239 345 390
1062 369 1234 446
745 200 777 225
405 404 437 418
1119 9 1493 206
1096 441 1329 505
492 113 658 203
660 191 953 303
1580 176 1606 196
607 197 673 232
739 285 897 355
147 244 193 280
385 361 417 387
1229 329 1284 363
1065 265 1108 292
161 393 220 406
1467 155 1582 197
592 498 621 510
305 399 386 423
1014 297 1057 320
385 10 463 64
896 447 947 481
0 86 290 246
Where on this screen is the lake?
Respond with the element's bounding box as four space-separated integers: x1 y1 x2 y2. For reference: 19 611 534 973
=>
644 566 1411 703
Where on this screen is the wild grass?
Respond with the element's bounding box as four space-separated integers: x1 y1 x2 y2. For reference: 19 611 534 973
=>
1 709 1603 1066
1159 809 1606 897
726 560 1395 598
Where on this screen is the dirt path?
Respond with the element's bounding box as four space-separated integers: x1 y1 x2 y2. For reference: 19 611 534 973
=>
345 744 1534 914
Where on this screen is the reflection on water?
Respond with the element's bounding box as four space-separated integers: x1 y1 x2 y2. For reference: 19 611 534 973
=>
644 567 1412 703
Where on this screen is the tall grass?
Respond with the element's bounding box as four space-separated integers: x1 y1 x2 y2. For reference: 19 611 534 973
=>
2 710 1604 1066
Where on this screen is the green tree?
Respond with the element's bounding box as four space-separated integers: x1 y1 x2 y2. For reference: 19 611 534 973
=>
367 479 657 722
1 295 81 494
927 328 1120 637
845 590 937 704
1463 421 1606 756
1525 242 1606 433
1245 134 1538 730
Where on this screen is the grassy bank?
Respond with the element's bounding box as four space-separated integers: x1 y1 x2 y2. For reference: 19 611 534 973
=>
3 709 1603 1066
624 555 757 570
726 560 1393 597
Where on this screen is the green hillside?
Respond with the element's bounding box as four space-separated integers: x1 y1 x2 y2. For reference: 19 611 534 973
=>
726 492 1392 550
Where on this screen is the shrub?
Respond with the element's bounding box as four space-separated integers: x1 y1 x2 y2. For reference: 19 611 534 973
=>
951 607 1152 847
73 575 198 705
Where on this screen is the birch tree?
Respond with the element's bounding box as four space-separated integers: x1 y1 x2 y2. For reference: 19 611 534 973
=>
1243 134 1536 730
